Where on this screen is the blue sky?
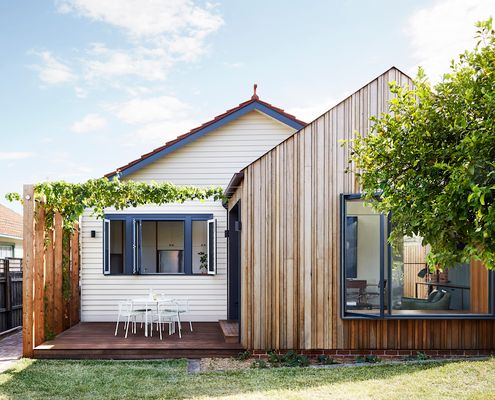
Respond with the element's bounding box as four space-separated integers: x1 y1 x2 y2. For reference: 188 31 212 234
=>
1 0 493 212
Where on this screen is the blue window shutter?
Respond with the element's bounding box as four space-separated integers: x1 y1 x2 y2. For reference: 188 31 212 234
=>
207 218 217 275
103 219 110 275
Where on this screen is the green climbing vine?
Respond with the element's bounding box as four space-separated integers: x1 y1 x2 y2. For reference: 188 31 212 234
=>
6 178 225 228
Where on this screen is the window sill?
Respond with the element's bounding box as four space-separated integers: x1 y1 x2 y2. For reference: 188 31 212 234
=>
342 313 495 320
103 273 216 276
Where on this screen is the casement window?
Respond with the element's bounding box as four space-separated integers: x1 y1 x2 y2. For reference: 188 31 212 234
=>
103 214 216 276
0 244 14 259
341 194 495 319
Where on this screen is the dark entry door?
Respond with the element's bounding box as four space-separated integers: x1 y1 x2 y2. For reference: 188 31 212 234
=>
228 201 241 321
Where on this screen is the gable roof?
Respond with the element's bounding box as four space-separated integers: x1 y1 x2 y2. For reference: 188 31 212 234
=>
0 204 22 239
105 96 306 180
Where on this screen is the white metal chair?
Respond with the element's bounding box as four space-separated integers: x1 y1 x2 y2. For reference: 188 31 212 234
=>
150 300 179 340
174 298 193 334
132 300 156 337
115 300 143 338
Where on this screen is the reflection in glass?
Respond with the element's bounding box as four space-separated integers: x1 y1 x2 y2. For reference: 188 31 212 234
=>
343 199 384 315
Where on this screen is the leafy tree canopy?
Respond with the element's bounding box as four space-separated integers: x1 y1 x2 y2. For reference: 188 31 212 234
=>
349 19 495 269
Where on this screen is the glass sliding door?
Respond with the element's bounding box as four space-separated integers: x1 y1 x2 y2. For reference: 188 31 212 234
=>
342 195 385 317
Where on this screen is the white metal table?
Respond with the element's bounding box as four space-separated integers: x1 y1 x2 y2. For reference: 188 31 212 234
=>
131 297 173 337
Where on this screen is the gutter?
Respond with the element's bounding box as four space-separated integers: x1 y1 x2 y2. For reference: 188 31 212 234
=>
223 171 244 200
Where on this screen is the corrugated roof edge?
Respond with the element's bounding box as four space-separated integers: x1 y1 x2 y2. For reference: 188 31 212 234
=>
105 98 307 180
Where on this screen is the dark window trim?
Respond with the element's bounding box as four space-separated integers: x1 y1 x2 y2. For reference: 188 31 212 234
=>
340 193 495 320
103 213 214 276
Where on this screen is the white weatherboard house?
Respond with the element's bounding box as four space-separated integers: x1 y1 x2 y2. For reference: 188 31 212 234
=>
80 89 306 323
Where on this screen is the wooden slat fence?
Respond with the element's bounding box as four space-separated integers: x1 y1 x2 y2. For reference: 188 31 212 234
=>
0 258 23 333
403 242 428 298
22 185 80 357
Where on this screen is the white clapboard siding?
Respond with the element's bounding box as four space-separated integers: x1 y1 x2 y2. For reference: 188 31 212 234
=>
80 110 298 321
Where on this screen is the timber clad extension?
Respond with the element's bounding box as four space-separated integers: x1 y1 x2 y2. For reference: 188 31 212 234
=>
227 67 495 351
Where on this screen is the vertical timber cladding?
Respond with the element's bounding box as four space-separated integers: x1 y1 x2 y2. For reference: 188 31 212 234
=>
233 67 495 351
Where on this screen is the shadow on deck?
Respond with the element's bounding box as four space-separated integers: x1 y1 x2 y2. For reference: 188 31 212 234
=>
34 322 243 359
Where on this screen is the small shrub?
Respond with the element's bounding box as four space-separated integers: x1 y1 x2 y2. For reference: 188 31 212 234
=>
279 351 309 367
355 355 381 364
317 354 338 365
403 351 430 362
267 350 281 365
251 359 268 369
236 350 251 361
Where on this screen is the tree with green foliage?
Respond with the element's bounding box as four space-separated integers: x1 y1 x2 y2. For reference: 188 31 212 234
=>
349 19 495 269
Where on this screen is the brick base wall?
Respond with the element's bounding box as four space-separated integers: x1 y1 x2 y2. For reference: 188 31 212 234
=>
250 349 495 361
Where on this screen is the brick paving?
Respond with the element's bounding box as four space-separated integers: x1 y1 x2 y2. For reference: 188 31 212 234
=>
0 330 22 373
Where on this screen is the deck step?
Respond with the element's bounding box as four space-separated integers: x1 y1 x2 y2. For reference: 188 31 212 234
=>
219 320 239 344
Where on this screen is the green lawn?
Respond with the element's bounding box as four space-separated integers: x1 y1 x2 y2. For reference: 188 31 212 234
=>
0 358 494 400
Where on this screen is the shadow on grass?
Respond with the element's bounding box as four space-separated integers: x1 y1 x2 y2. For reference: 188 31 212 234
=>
0 358 490 400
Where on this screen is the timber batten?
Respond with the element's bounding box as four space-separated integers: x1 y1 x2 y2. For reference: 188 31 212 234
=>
229 67 495 351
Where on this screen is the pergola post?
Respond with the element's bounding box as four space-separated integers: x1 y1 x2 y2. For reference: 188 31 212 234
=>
22 184 34 357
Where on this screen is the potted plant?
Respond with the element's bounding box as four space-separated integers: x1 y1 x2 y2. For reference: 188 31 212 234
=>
198 251 208 274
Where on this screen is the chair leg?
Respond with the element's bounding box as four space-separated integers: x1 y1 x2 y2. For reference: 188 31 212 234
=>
114 314 120 336
125 315 131 338
176 313 182 338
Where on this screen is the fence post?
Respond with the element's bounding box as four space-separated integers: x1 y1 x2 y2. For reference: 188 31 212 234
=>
22 184 35 358
5 260 12 331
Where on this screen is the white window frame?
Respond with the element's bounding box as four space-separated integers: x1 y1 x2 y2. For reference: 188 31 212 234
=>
207 218 217 275
103 219 110 275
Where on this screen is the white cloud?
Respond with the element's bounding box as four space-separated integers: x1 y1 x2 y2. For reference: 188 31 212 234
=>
223 61 244 69
406 0 495 81
83 44 172 82
34 51 76 84
35 1 223 94
107 95 190 124
74 86 88 98
71 113 107 133
288 93 349 123
57 0 223 42
56 0 223 83
106 94 194 147
0 152 33 160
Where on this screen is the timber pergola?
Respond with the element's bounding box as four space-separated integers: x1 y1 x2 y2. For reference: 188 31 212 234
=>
22 185 80 357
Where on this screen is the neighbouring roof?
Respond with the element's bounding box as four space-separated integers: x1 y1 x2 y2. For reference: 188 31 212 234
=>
0 204 22 239
105 93 306 180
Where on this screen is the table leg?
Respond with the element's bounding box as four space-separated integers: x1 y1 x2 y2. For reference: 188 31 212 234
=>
145 310 148 337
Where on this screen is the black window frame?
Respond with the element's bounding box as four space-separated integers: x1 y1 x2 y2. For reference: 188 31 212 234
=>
103 213 216 276
340 193 495 320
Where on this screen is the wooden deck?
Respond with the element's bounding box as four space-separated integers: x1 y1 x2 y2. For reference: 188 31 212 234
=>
34 322 243 359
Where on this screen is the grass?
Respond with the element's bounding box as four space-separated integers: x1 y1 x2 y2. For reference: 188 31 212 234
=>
0 358 494 400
